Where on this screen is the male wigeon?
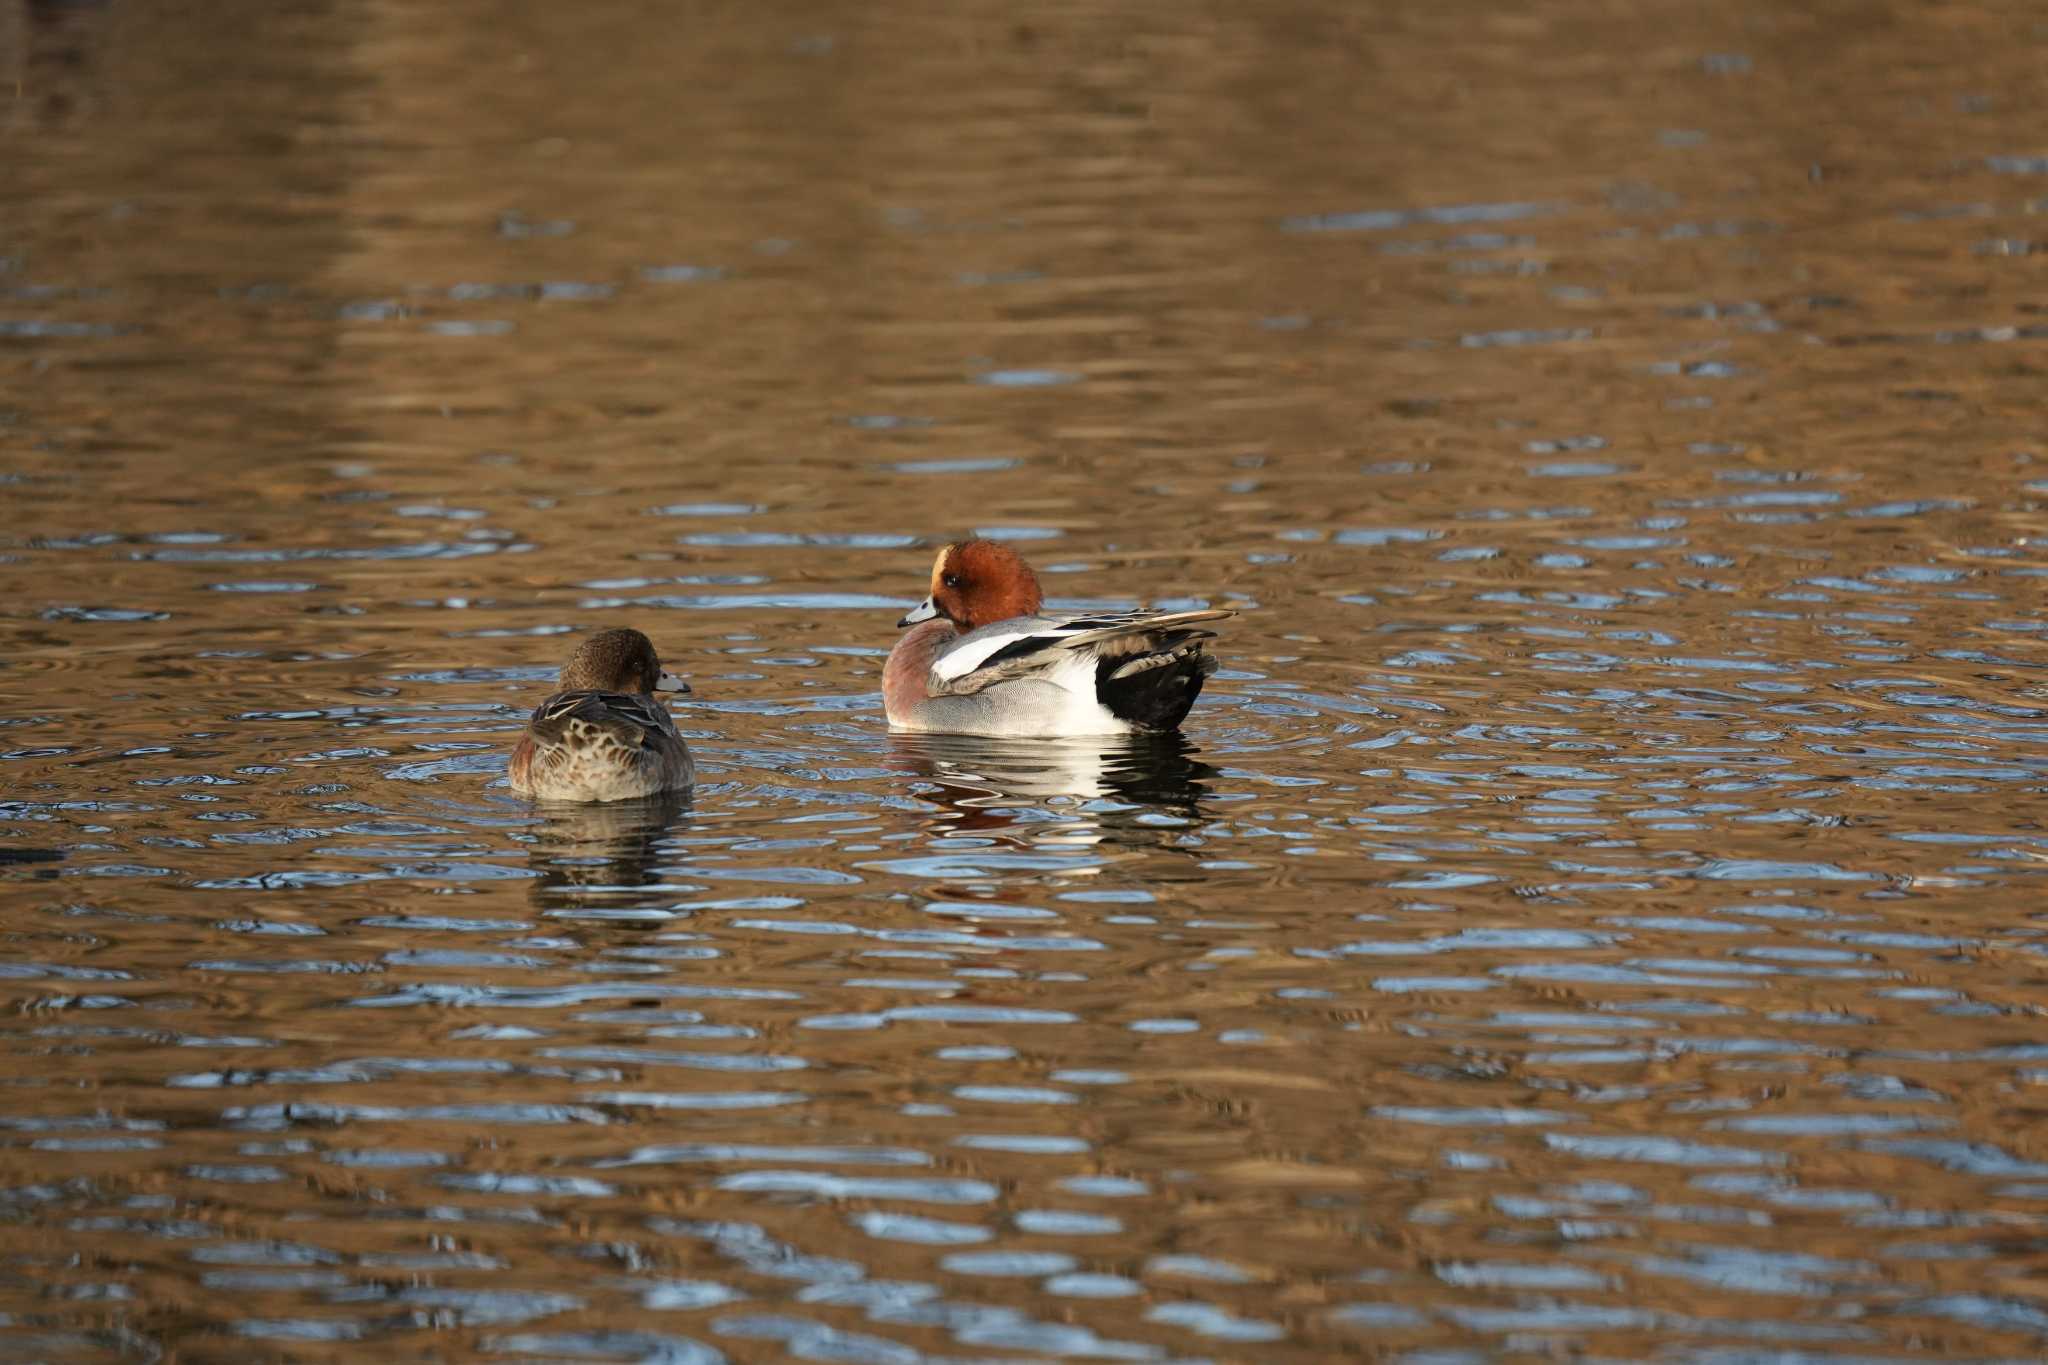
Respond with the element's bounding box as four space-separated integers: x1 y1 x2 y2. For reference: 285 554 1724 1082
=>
509 628 694 801
885 539 1233 737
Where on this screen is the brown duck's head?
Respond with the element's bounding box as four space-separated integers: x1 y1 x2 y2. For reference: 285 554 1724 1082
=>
897 539 1044 633
559 628 690 695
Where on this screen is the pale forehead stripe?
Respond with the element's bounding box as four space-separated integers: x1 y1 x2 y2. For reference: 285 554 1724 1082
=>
928 545 951 593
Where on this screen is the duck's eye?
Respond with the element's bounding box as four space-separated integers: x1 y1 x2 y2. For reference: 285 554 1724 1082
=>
941 573 962 590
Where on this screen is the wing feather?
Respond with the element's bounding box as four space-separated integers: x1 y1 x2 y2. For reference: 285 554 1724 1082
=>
927 609 1234 699
528 690 672 748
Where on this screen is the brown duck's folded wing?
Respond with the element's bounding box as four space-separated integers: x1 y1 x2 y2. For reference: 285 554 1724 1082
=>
528 690 673 750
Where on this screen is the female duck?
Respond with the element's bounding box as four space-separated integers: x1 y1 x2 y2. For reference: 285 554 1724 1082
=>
510 628 694 801
885 539 1232 737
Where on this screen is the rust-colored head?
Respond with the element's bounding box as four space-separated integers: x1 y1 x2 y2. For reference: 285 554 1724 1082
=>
558 628 689 695
899 539 1044 632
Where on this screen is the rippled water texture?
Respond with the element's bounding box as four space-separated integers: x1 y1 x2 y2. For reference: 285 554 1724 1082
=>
5 1 2048 1360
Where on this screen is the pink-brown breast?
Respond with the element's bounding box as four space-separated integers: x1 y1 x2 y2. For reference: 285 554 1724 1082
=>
884 619 958 724
508 733 535 791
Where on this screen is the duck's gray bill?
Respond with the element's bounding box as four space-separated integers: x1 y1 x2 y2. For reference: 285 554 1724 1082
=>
655 672 691 693
898 597 939 628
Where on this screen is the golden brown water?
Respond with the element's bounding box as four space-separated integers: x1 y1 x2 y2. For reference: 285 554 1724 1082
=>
4 0 2048 1359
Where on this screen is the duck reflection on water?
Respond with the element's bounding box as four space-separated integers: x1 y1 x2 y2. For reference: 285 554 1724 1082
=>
886 731 1217 852
520 787 692 914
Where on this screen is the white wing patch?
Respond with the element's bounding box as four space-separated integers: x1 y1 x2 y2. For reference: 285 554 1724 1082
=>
930 624 1051 682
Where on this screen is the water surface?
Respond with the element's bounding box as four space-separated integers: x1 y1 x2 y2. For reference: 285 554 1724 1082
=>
5 0 2048 1360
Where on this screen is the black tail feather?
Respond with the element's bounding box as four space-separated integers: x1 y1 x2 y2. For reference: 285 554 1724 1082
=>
1095 642 1217 731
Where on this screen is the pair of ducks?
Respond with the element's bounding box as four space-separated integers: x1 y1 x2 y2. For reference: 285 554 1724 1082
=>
509 539 1234 802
